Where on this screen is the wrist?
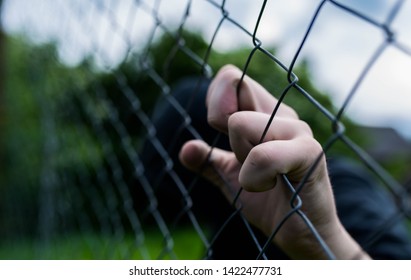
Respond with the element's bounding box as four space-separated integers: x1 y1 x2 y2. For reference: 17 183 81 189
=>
325 220 371 260
276 217 371 259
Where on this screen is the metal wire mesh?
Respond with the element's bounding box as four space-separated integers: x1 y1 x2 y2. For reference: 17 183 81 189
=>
1 0 411 259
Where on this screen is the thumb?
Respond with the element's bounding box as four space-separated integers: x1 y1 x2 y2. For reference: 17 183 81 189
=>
179 139 212 171
179 139 241 194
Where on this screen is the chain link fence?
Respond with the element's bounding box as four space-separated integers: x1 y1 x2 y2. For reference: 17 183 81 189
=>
1 0 411 259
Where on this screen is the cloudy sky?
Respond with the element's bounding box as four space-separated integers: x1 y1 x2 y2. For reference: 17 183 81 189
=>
2 0 411 137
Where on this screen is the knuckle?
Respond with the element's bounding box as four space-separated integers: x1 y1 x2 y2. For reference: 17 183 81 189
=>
207 114 226 132
297 120 313 136
279 103 299 119
297 136 324 165
228 112 246 132
290 108 299 119
248 144 273 168
217 64 240 78
213 65 241 88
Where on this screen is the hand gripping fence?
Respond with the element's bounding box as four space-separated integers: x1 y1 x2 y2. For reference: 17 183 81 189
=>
1 0 411 259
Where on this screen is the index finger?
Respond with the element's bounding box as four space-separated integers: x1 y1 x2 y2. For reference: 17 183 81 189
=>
206 65 298 134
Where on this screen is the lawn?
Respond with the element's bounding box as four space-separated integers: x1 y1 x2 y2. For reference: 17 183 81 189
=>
0 228 206 260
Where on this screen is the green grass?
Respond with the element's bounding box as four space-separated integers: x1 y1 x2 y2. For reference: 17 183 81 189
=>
0 228 206 260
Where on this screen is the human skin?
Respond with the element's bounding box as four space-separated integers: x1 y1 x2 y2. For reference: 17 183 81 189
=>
179 65 370 259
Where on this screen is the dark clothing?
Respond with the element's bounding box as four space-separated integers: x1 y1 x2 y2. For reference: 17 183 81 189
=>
141 77 411 259
329 159 411 259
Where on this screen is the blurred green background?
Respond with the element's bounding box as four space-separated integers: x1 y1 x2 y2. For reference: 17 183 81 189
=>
1 2 410 259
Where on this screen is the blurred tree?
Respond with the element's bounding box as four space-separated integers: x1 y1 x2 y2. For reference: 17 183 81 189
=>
1 34 97 240
1 36 41 239
0 0 6 242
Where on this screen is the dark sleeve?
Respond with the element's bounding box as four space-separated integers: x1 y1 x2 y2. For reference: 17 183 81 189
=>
138 76 234 227
329 158 411 259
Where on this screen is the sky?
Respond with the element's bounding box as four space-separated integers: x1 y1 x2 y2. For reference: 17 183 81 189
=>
2 0 411 138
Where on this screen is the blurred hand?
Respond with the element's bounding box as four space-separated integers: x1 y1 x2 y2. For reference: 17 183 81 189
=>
179 65 369 259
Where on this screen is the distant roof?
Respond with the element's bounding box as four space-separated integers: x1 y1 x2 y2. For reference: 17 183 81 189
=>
358 126 411 161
